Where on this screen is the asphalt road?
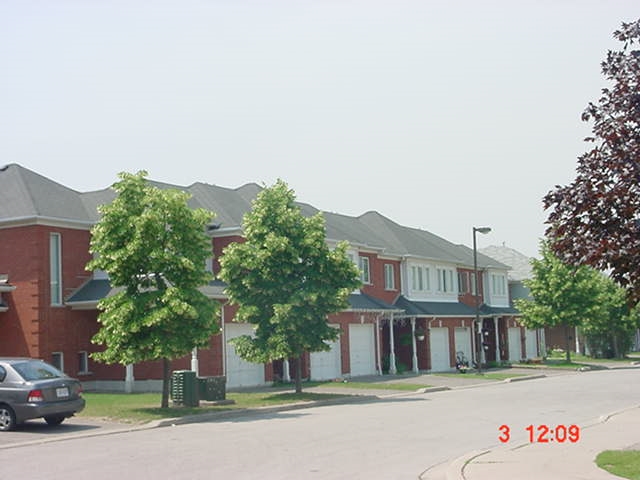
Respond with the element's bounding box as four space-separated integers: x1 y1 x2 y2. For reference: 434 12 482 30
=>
1 369 638 480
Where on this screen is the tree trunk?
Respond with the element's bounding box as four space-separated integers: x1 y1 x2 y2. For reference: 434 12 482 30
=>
564 323 572 363
613 333 621 359
161 358 171 408
295 355 303 394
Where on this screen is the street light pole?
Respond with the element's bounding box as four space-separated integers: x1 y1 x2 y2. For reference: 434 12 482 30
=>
473 226 491 374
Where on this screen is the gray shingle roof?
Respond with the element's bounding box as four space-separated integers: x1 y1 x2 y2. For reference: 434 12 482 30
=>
347 293 401 311
0 164 94 223
394 295 477 317
66 279 114 304
479 245 534 281
0 164 509 270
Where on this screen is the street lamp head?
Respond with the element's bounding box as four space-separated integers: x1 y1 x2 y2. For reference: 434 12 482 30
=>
474 227 492 235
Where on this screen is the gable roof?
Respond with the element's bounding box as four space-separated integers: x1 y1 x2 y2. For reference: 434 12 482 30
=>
479 245 534 281
0 164 509 271
0 164 95 225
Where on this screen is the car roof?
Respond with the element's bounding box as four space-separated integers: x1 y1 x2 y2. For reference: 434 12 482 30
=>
0 358 42 364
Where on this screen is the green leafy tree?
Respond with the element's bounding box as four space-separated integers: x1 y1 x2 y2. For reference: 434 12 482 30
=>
515 243 606 362
88 171 219 408
582 276 640 358
219 180 361 393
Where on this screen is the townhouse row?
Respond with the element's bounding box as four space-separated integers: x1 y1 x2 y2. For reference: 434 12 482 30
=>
0 164 542 391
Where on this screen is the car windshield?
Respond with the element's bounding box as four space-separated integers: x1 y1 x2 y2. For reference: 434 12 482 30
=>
12 361 63 381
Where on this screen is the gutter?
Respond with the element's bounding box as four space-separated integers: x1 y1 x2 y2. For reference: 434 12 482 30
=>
0 215 95 230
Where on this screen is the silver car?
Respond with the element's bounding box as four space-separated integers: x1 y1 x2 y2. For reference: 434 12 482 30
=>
0 358 85 431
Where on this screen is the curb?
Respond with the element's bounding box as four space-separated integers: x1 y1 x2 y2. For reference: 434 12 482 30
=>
151 394 378 428
416 386 451 394
502 374 546 383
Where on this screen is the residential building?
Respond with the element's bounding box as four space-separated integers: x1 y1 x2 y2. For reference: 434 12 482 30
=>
480 245 546 359
0 164 536 390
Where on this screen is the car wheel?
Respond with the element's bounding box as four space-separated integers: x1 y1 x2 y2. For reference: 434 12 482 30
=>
0 405 16 432
44 415 66 426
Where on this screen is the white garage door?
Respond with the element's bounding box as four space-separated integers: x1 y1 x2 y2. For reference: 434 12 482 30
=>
349 324 376 377
525 329 538 359
430 327 451 372
310 326 342 381
454 327 472 365
508 327 523 362
225 323 265 388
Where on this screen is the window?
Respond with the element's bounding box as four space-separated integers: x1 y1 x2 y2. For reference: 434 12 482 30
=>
359 256 371 284
458 272 469 294
491 274 507 296
411 266 423 291
384 264 395 290
470 272 477 295
50 233 62 305
437 268 455 293
78 351 89 374
51 352 64 373
13 361 63 380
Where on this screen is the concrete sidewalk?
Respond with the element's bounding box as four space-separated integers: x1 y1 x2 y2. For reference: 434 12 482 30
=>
424 405 640 480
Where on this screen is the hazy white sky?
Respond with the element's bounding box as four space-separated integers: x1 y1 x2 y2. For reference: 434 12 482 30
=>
2 1 638 258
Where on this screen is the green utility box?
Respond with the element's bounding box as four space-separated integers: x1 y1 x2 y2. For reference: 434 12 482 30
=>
171 370 199 407
197 376 226 402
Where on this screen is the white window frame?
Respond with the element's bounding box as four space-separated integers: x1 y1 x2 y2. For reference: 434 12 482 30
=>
470 272 477 295
458 271 469 294
491 274 507 296
359 256 371 285
78 351 89 374
50 233 62 306
411 265 424 291
52 352 64 372
384 264 395 290
437 268 456 293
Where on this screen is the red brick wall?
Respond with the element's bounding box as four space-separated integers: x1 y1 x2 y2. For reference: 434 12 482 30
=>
360 254 400 305
211 235 244 274
458 268 485 308
0 225 92 362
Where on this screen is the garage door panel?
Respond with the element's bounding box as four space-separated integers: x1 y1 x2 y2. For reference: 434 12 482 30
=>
454 327 472 365
349 324 376 377
525 329 538 359
430 327 451 372
310 326 342 380
508 327 522 362
225 323 265 388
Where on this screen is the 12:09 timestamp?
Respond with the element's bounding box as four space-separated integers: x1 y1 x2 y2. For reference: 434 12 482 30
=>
498 424 581 443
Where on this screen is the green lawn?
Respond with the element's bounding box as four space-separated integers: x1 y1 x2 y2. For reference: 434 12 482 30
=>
546 352 638 364
79 391 348 424
596 450 640 480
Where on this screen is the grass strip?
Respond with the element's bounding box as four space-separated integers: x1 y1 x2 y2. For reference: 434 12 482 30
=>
596 450 640 480
79 391 348 424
